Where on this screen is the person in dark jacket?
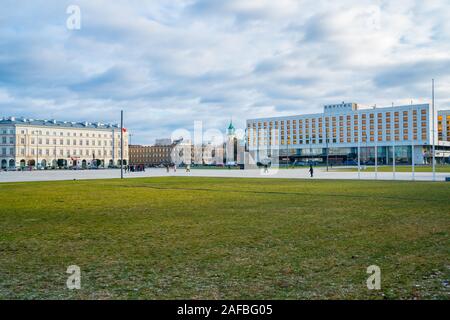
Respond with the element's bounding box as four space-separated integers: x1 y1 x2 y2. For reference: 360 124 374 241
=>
309 164 314 177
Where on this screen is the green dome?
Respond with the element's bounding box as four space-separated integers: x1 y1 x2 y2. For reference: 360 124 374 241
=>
227 120 235 135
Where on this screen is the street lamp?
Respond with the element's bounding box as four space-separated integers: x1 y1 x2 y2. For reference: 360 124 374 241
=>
375 123 378 180
325 128 329 172
432 79 436 181
120 110 124 179
357 115 361 179
286 137 288 168
129 133 133 146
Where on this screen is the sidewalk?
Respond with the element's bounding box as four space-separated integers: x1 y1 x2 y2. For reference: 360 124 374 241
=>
1 168 449 183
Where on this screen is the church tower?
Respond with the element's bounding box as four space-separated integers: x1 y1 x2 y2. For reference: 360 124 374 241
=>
227 119 235 136
225 119 237 165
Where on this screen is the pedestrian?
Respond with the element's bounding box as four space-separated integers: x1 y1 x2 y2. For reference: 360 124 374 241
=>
186 164 190 173
166 165 169 173
264 164 268 173
309 164 314 177
173 164 177 172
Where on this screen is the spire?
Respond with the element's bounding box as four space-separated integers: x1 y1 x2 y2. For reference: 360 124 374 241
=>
227 117 235 135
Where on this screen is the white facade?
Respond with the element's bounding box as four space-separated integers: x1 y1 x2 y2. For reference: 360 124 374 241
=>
438 110 450 142
0 117 129 169
247 103 449 164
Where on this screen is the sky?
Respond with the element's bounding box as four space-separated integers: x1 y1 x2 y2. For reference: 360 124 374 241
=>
1 0 450 144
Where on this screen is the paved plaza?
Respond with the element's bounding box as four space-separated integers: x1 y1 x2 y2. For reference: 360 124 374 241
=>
1 167 449 183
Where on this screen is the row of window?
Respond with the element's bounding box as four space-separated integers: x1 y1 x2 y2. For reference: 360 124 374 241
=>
248 110 431 146
249 110 428 128
9 148 119 157
1 137 128 147
131 148 171 153
0 128 124 140
133 154 169 158
26 138 115 147
253 118 428 130
1 148 14 156
21 129 117 138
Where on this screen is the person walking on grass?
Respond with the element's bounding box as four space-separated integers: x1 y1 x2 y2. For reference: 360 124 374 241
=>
309 164 314 177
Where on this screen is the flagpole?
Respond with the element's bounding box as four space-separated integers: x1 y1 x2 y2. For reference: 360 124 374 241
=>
392 102 396 180
120 110 124 179
375 109 378 180
412 143 415 181
432 79 436 181
357 112 361 180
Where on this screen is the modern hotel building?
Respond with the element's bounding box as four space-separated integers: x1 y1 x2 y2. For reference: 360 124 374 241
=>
247 103 450 165
0 117 129 169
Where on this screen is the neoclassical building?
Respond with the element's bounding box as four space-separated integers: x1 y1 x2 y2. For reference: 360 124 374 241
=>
0 117 129 169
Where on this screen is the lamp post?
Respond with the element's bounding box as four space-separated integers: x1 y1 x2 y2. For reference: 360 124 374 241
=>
357 113 361 179
412 142 415 181
326 135 329 172
363 132 367 169
391 103 396 180
432 79 436 181
323 115 329 171
120 110 124 179
374 132 378 180
129 133 133 146
286 137 288 168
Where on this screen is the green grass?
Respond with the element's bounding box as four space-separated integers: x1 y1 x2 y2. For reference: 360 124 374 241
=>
0 177 449 300
333 165 450 173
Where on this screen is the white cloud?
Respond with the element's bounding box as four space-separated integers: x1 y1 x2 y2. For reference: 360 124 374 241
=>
0 0 449 144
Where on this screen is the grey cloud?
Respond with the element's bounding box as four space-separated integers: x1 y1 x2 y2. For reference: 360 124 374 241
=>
373 59 450 88
1 1 450 144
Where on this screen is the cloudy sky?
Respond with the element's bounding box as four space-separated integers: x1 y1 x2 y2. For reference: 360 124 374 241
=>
1 0 450 144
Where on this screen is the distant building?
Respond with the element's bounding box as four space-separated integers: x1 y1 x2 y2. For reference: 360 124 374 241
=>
247 103 450 165
172 138 194 166
201 141 224 165
438 110 450 142
155 138 172 146
225 121 237 165
0 116 128 169
129 137 194 166
224 120 245 165
129 143 174 166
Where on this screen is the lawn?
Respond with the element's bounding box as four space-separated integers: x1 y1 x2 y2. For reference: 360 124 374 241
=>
0 177 449 299
332 165 450 173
